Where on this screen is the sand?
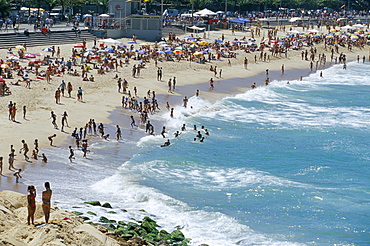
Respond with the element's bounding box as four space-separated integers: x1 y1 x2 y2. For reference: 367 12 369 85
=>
0 26 369 193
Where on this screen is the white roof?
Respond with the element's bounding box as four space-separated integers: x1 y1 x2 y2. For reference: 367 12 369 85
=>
194 8 217 16
98 38 122 44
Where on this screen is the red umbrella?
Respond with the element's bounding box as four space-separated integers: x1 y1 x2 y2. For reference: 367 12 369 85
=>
28 59 41 65
90 55 100 59
0 78 5 82
24 53 37 58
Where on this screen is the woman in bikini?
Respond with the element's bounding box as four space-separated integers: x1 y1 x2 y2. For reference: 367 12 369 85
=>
27 185 36 225
42 182 52 224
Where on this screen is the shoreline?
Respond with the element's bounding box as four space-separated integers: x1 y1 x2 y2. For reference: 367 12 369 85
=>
0 28 368 192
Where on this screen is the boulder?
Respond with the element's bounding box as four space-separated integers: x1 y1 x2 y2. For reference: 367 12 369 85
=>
84 201 101 206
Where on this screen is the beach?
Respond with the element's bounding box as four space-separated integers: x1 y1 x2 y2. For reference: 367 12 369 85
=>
1 25 370 245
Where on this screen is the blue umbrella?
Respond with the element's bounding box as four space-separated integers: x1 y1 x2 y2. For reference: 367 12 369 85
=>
215 39 223 43
165 50 174 54
105 48 114 53
127 41 137 44
157 51 165 54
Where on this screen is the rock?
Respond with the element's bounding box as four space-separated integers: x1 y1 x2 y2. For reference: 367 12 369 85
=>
117 221 126 226
121 209 128 212
72 211 83 216
99 216 116 224
171 230 185 242
103 223 117 231
108 211 117 214
102 202 112 208
80 216 90 221
87 211 97 216
84 201 101 206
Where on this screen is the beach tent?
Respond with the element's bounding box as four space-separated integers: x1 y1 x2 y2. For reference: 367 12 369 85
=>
353 24 366 29
230 17 250 24
287 30 302 34
194 8 217 17
187 25 206 33
340 25 355 30
187 26 205 31
306 29 321 33
98 38 122 44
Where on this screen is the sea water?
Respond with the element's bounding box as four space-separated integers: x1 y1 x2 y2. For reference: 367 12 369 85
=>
24 61 370 245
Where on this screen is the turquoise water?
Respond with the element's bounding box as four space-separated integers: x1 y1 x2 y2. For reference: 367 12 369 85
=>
25 61 370 245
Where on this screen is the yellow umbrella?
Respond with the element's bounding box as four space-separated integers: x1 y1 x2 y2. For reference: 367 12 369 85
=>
15 45 25 51
1 64 10 69
193 51 203 56
190 44 198 48
139 43 150 46
198 41 209 45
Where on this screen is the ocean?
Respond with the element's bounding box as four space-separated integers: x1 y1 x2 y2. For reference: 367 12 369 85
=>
24 61 370 245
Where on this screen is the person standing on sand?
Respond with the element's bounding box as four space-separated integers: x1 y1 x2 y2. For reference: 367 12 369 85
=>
77 87 83 101
167 78 172 93
67 82 72 97
0 157 3 175
27 185 36 225
42 182 52 224
20 140 29 160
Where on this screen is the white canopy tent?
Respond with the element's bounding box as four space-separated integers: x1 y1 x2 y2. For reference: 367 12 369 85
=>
98 38 122 44
194 8 217 17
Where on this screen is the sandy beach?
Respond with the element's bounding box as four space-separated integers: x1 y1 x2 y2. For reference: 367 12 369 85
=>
0 25 369 193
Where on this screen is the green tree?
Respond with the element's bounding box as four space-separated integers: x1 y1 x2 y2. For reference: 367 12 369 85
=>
0 0 11 17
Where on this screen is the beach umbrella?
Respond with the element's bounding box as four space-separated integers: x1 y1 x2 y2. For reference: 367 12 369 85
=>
198 41 209 45
138 50 147 54
174 50 182 54
193 51 203 56
24 53 37 58
165 50 174 54
90 55 100 59
97 50 106 53
84 51 94 56
157 51 165 54
117 44 127 48
28 59 41 64
215 39 223 43
7 55 19 60
35 53 43 56
98 38 122 44
158 41 167 45
42 47 53 52
139 43 150 46
0 78 5 82
174 46 185 50
15 45 25 51
127 41 136 44
105 48 114 53
0 64 9 69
